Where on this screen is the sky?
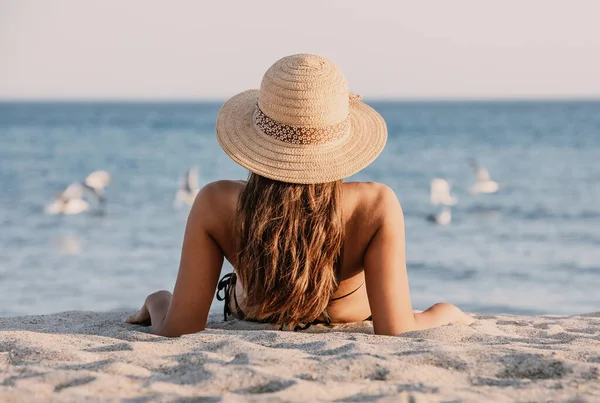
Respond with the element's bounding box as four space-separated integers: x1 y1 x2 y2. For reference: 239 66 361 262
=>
1 0 599 100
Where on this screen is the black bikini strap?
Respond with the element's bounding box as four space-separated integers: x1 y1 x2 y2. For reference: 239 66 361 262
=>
216 273 233 321
330 282 364 301
216 272 246 321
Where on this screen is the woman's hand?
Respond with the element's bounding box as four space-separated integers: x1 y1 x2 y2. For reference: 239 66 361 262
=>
125 303 151 326
413 302 476 330
125 291 173 330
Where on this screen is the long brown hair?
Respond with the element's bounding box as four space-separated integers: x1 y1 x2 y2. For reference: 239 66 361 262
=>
235 173 344 327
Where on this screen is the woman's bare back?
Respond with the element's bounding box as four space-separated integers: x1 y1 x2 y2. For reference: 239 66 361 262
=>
208 180 391 323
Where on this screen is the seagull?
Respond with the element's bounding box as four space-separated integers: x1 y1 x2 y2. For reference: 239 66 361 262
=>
45 171 111 215
45 182 90 215
82 170 111 206
469 161 499 195
426 207 452 226
174 166 200 207
430 178 457 206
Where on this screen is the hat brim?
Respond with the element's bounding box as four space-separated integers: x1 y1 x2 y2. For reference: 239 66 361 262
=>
216 90 387 184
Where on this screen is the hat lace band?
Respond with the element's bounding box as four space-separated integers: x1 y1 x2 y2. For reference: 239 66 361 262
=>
252 105 350 146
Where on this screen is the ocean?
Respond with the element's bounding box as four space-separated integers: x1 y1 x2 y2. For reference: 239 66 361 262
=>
1 101 599 318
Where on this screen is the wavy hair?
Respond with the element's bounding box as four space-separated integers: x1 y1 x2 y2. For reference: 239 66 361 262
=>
235 173 344 327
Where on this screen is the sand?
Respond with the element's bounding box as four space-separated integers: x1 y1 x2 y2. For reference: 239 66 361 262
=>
1 311 599 402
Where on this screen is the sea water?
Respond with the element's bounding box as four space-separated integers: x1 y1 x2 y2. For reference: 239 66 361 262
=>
1 101 599 317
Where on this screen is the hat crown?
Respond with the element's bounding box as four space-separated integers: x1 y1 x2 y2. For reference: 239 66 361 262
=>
258 54 349 128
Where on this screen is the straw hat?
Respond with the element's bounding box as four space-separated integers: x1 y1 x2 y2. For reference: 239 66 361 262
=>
216 54 387 184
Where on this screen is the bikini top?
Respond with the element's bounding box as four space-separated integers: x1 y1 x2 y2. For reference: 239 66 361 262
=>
216 272 366 331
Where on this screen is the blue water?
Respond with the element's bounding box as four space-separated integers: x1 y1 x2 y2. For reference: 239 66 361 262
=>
1 101 599 317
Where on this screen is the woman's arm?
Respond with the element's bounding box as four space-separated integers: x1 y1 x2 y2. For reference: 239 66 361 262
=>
364 185 474 336
126 183 226 337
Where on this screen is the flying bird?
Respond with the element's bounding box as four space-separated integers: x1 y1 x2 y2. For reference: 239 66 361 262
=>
469 161 499 195
174 166 200 207
45 171 111 215
45 183 89 215
82 170 111 205
430 178 457 206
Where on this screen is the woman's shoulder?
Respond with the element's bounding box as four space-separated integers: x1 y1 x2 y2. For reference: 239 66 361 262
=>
189 180 245 225
342 181 403 228
343 181 394 194
199 179 246 197
343 181 401 211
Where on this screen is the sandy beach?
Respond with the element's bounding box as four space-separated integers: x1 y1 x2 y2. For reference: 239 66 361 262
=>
0 311 598 402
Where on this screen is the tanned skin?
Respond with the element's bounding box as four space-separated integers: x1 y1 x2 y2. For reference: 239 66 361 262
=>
126 181 475 337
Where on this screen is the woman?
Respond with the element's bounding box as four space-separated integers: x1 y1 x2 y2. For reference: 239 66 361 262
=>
126 54 474 337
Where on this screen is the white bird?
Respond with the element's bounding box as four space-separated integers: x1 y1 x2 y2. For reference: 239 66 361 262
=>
469 161 500 195
45 183 90 215
430 178 457 206
45 171 111 215
82 170 111 205
175 166 200 207
426 207 452 226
